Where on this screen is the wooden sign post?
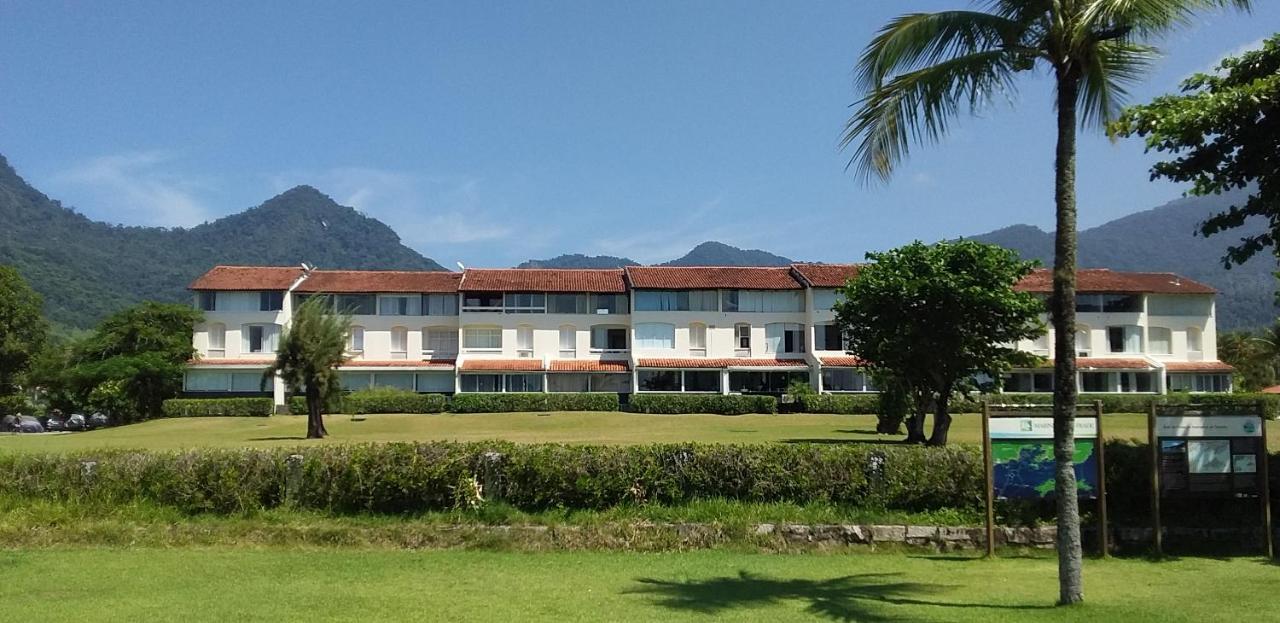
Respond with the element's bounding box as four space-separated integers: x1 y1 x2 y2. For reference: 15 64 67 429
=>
1094 400 1108 557
1260 409 1273 559
982 401 995 558
1149 401 1162 557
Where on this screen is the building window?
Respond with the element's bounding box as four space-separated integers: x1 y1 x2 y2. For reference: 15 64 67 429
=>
244 324 279 353
379 295 421 316
589 294 628 314
460 374 502 392
1148 327 1172 355
821 368 872 392
1075 326 1091 357
1186 327 1203 353
422 293 458 316
548 373 589 392
730 370 809 394
207 323 226 358
1028 332 1050 356
1168 373 1229 392
390 327 408 359
815 324 847 351
635 290 718 311
1119 371 1154 393
1076 294 1141 313
348 326 364 353
590 325 628 351
464 327 503 350
637 370 681 392
1003 372 1053 393
634 323 675 349
721 290 804 313
372 372 415 391
259 291 284 312
689 323 707 356
812 289 840 311
682 370 721 392
425 327 458 355
462 292 503 311
504 293 546 314
415 372 454 393
197 292 217 312
549 294 589 314
765 323 805 354
506 373 543 392
559 325 577 358
548 373 630 392
1148 295 1212 316
336 294 376 315
1081 372 1110 393
516 325 534 358
735 323 751 353
1107 325 1142 353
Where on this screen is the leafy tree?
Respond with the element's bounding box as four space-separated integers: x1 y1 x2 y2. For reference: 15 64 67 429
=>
265 296 351 439
65 302 201 422
0 265 48 396
1219 326 1280 390
842 0 1248 602
1110 34 1280 269
834 241 1044 445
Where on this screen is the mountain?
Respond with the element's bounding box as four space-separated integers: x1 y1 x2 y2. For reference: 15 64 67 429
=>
516 254 639 269
661 241 793 267
0 154 444 329
969 190 1275 330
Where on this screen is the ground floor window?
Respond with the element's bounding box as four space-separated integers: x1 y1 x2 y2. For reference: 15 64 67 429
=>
1003 371 1053 393
184 370 268 393
1167 373 1230 393
821 368 874 392
637 369 721 393
729 370 808 394
547 373 632 393
1081 371 1155 393
460 373 544 393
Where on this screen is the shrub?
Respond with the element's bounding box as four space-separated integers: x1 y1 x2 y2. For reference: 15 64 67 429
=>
629 394 777 415
449 393 619 413
795 394 878 414
0 394 34 416
345 387 448 414
160 398 274 418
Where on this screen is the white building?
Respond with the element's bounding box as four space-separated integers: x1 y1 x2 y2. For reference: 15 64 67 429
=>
184 264 1232 408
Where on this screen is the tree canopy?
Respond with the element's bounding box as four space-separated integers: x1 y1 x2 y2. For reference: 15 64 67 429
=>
0 265 49 396
1109 33 1279 268
833 240 1044 445
265 296 351 439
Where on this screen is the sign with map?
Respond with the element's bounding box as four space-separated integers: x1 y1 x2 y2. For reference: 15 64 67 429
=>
989 417 1099 500
1156 415 1263 496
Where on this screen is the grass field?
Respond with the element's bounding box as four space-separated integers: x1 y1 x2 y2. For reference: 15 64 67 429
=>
0 548 1274 622
0 411 1189 453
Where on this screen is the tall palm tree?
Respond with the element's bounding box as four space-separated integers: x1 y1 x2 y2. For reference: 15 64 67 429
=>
264 296 351 439
843 0 1249 605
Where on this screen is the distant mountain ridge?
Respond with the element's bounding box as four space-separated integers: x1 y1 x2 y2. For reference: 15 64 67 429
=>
0 154 443 329
517 241 795 269
516 254 639 269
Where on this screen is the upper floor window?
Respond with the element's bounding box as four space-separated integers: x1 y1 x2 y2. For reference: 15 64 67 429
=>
1149 327 1172 355
197 292 217 312
1077 294 1141 314
516 325 534 357
259 291 284 312
689 323 707 357
1107 325 1142 353
244 323 280 354
815 324 847 351
336 294 376 316
590 294 629 314
1148 295 1212 317
591 325 628 351
390 327 409 359
635 290 717 312
379 295 421 316
1029 332 1050 356
424 326 458 355
722 290 804 313
634 323 675 349
463 327 502 350
207 323 226 358
559 325 577 358
735 323 751 353
504 293 546 314
349 326 365 352
549 294 589 314
462 292 504 311
1075 326 1091 357
812 289 840 311
1186 327 1203 353
765 323 805 354
422 293 458 316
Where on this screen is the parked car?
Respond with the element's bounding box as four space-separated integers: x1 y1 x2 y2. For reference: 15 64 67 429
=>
15 415 44 433
43 415 66 432
1 414 17 432
88 412 110 429
65 413 87 431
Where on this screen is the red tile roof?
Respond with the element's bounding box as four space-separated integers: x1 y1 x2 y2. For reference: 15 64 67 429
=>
1163 361 1234 372
1261 385 1280 395
1016 269 1215 295
548 360 630 372
295 270 460 293
637 357 809 369
460 359 545 371
1033 357 1153 370
625 266 803 290
340 359 456 368
189 266 305 291
791 263 861 288
819 356 866 367
459 269 627 293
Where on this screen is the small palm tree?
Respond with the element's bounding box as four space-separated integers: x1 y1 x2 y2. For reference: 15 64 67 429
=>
264 296 351 439
844 0 1249 605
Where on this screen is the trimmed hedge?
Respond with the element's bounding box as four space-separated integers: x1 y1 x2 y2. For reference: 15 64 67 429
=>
629 394 777 415
160 398 274 418
287 389 449 415
795 392 1279 418
450 393 619 413
794 394 879 415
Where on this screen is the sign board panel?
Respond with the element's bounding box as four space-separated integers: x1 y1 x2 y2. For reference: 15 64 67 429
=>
989 417 1099 500
1156 416 1262 438
1155 414 1264 496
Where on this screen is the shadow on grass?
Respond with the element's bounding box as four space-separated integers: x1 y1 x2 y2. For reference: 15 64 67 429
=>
246 436 308 441
628 570 1050 621
781 438 911 446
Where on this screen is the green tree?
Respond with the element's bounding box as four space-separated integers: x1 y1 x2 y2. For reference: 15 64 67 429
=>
1110 34 1280 268
66 302 201 422
1219 325 1280 391
265 296 351 439
842 0 1248 602
834 241 1044 445
0 266 49 396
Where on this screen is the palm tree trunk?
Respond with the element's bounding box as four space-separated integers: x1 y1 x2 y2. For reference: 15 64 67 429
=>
1052 68 1084 606
305 384 327 439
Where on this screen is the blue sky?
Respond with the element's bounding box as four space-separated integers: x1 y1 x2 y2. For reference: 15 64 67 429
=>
1 1 1274 267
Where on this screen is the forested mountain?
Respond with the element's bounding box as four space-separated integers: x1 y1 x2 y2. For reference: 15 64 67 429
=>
0 155 443 329
970 190 1274 330
516 254 639 269
661 241 793 266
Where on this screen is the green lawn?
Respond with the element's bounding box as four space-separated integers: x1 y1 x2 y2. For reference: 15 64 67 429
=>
0 411 1210 453
0 548 1274 622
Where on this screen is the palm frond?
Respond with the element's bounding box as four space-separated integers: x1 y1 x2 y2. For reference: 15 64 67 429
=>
857 11 1028 91
843 50 1021 182
1080 41 1157 128
1079 0 1251 38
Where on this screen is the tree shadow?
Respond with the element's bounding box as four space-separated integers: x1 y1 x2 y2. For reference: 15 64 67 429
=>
628 570 1050 621
246 436 308 441
781 438 910 446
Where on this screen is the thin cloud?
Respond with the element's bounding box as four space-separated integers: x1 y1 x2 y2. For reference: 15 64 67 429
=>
52 150 211 227
588 195 767 264
1192 36 1266 77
